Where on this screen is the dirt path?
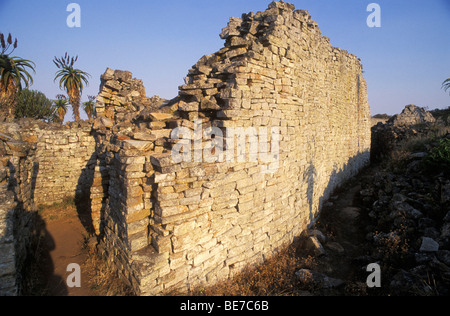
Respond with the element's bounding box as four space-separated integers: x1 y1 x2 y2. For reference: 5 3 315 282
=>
37 203 97 296
43 219 94 296
298 165 379 295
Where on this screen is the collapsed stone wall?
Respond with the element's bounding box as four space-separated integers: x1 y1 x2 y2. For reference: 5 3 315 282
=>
91 70 177 292
388 104 436 127
371 105 438 162
91 1 372 295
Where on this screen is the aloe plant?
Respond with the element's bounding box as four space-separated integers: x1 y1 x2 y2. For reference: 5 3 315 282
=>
82 95 96 120
0 33 35 117
53 53 90 121
54 94 69 124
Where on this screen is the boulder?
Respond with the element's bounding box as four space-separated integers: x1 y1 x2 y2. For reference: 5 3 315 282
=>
296 269 344 289
304 236 326 256
307 229 327 244
420 237 439 253
388 104 436 126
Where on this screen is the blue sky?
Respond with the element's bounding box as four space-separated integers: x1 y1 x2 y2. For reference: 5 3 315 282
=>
0 0 449 119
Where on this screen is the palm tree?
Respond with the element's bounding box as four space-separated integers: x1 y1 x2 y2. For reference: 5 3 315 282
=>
54 94 69 124
53 53 90 121
443 78 450 95
82 95 96 121
0 33 35 117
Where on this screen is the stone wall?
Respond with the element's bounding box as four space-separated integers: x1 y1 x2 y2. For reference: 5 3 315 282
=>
388 104 436 127
0 119 96 295
0 120 96 206
91 1 372 295
0 128 37 295
1 1 372 296
0 187 18 296
90 71 177 292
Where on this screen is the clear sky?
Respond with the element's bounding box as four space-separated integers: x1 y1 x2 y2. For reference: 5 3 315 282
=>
1 0 449 120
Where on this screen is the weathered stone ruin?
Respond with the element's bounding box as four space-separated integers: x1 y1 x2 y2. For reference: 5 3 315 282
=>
371 105 438 162
388 104 436 127
0 1 372 296
0 120 96 295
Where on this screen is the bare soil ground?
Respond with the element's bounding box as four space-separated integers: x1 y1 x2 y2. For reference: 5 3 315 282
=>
23 198 134 296
28 200 96 296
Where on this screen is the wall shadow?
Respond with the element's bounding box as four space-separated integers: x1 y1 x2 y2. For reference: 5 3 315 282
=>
21 213 69 296
2 159 68 296
75 148 109 241
303 150 371 231
304 160 318 227
74 152 98 237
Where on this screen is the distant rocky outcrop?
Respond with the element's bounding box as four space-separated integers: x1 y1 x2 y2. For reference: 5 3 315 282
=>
388 104 436 126
371 105 438 163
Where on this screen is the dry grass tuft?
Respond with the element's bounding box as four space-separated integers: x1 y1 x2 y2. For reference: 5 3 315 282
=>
191 244 316 296
83 249 135 296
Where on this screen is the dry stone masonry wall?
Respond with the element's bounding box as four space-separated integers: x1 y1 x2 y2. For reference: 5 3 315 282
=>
91 1 372 295
0 124 39 295
0 120 96 207
0 1 372 296
0 119 96 295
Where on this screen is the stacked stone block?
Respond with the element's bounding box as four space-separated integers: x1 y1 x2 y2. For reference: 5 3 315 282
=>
1 1 372 296
0 128 38 296
95 68 150 122
0 120 96 207
92 1 372 295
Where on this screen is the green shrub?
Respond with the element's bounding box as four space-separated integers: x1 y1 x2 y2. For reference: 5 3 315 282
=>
14 89 57 122
424 138 450 174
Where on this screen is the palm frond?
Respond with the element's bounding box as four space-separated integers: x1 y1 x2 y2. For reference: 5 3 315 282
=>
0 55 35 92
442 78 450 93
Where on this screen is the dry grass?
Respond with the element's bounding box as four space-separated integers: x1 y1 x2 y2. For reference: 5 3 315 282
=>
191 244 317 296
37 196 78 222
82 247 135 296
385 124 450 172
